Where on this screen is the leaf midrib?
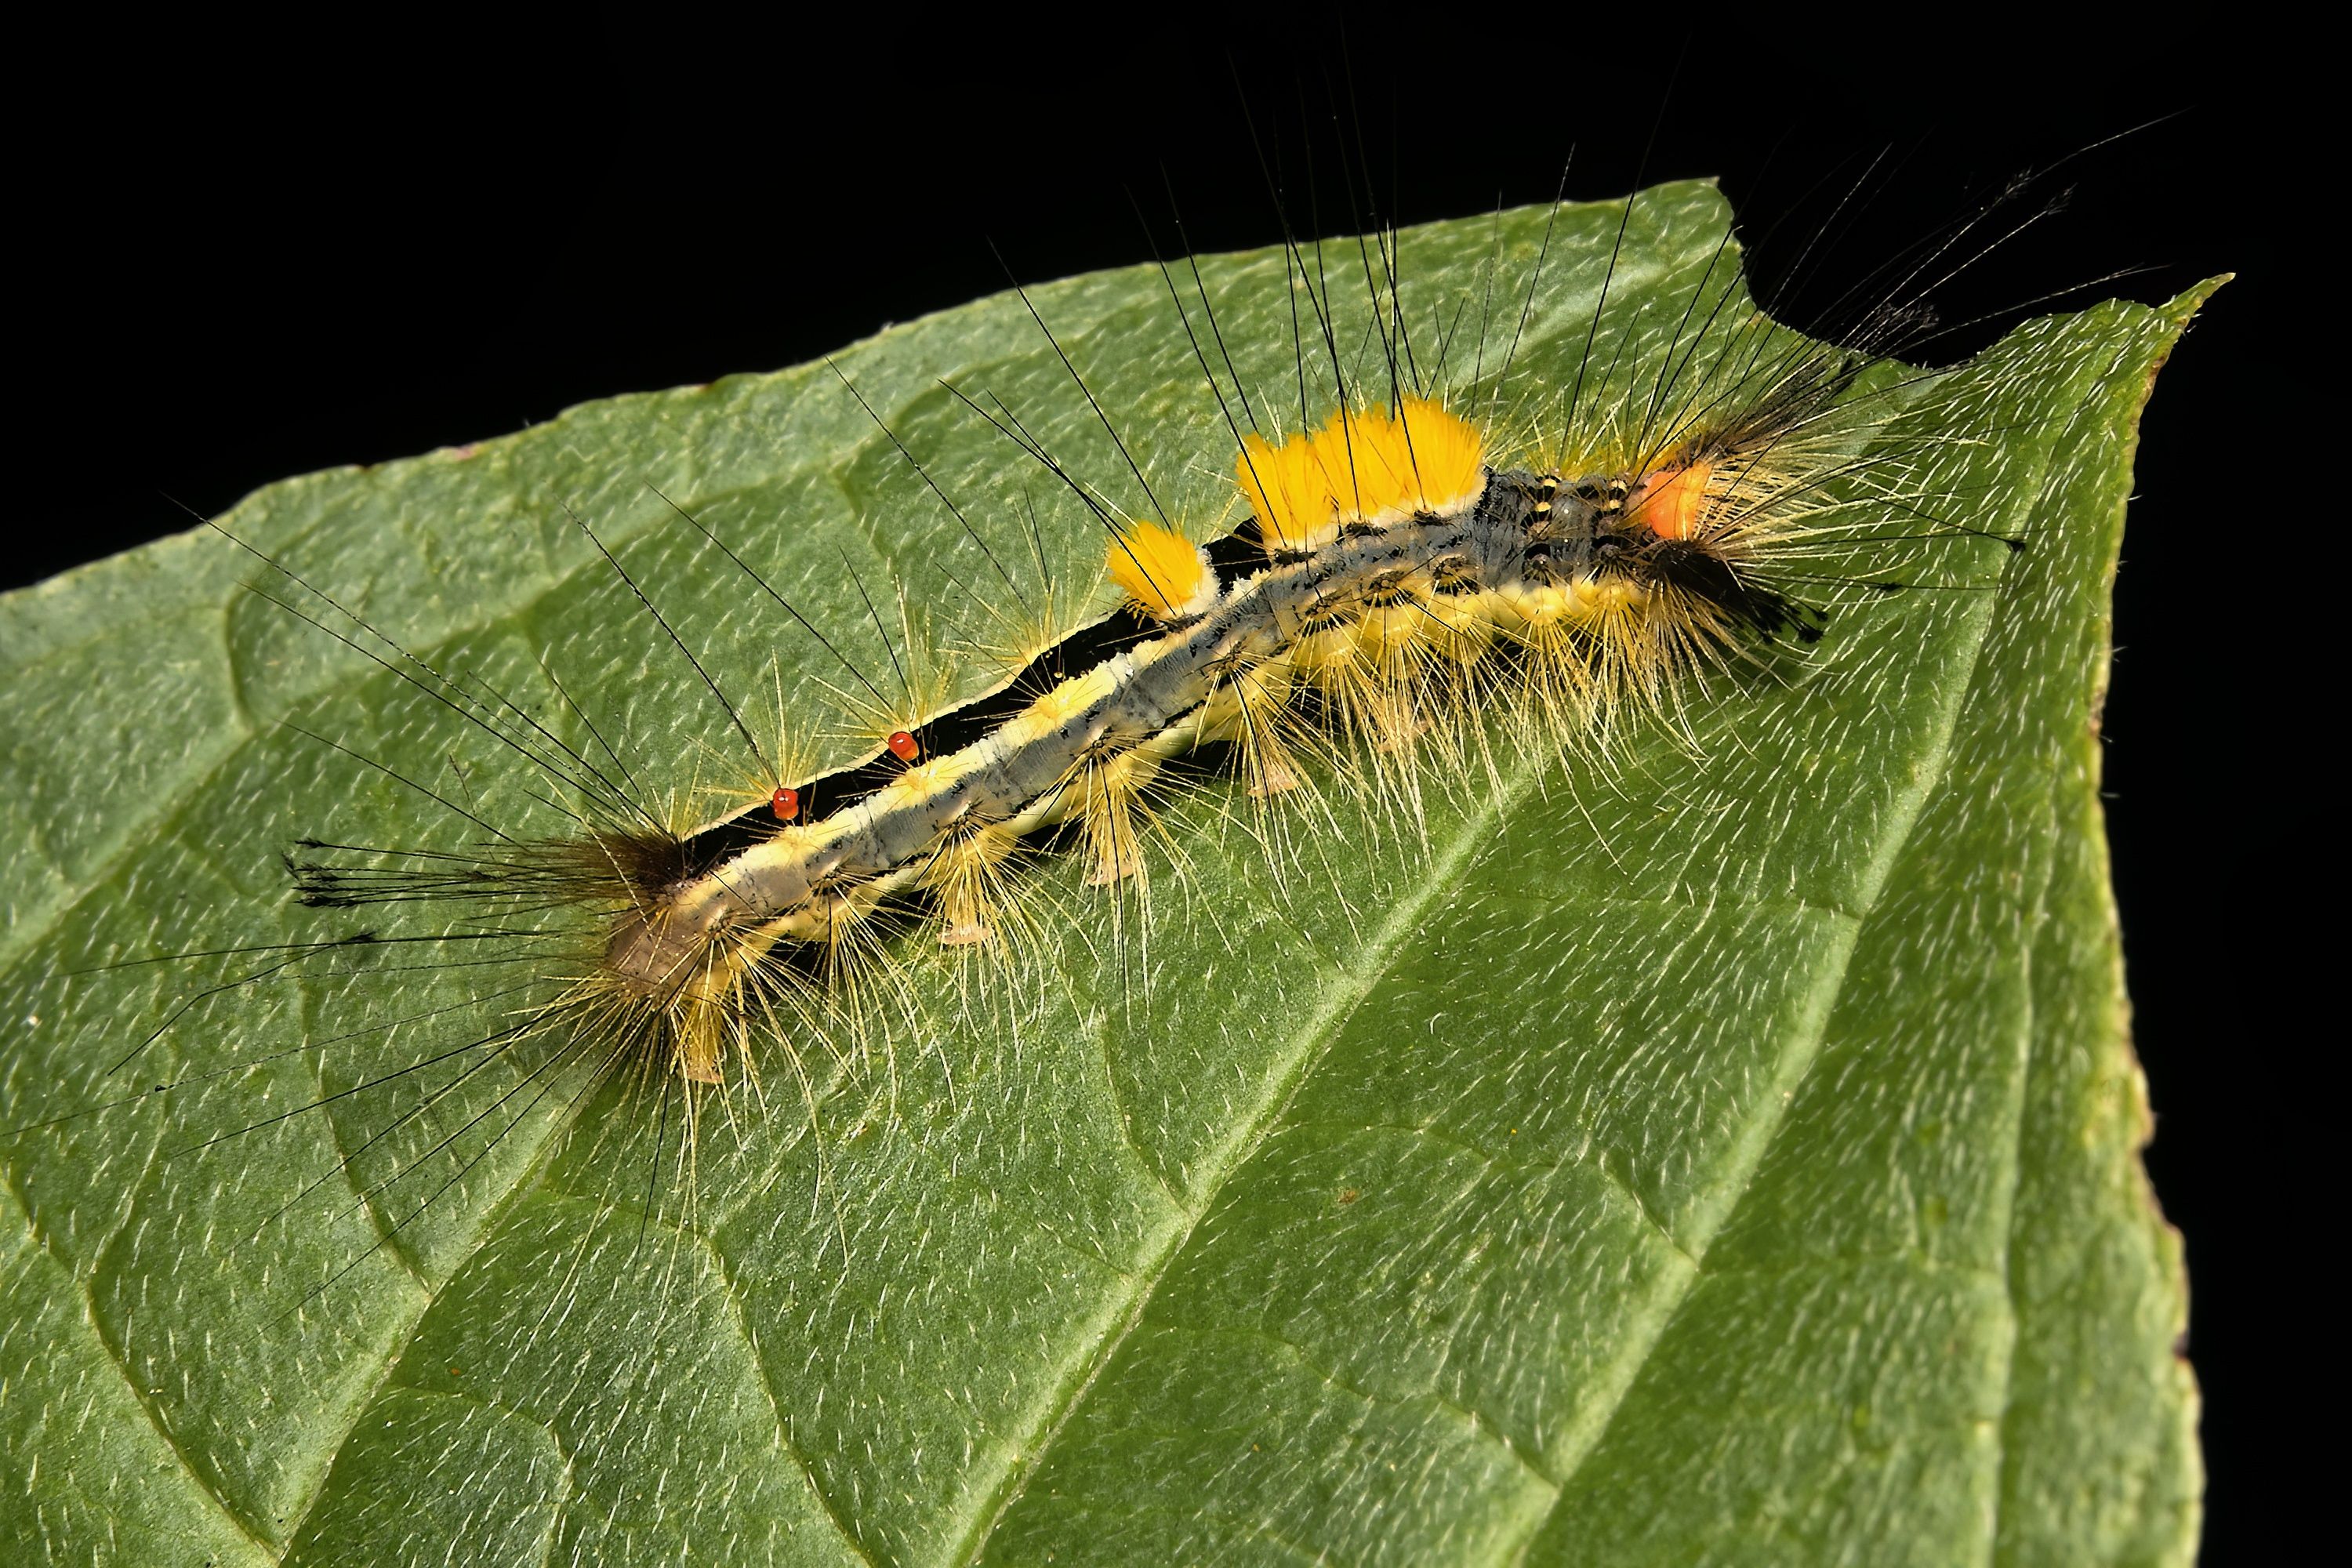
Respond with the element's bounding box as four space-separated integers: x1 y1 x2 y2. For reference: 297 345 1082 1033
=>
941 751 1534 1566
940 582 2008 1568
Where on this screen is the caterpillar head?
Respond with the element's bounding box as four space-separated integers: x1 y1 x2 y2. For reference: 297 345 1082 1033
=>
1518 463 1824 646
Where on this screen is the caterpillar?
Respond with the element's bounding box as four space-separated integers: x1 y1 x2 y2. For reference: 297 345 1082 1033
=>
1 165 2210 1568
281 295 1882 1102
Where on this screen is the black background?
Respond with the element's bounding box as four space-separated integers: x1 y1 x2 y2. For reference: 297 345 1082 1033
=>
10 5 2299 1558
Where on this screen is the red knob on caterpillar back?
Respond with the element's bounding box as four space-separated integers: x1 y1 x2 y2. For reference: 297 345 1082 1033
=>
771 786 800 821
887 731 920 762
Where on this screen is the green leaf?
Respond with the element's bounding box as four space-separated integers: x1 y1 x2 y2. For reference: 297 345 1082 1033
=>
0 184 2207 1566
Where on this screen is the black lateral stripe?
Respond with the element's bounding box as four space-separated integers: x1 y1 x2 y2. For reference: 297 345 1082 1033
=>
674 504 1304 871
670 600 1164 874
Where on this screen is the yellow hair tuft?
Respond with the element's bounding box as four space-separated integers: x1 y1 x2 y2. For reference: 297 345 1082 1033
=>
1105 521 1216 620
1237 398 1486 550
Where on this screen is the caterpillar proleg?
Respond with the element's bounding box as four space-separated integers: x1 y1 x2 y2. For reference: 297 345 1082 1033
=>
2 129 2215 1568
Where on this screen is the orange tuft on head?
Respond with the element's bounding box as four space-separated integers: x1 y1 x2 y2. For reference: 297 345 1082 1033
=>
1105 521 1217 621
1624 463 1715 541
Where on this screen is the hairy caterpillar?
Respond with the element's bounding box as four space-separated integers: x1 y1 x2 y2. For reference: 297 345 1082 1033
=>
183 169 2018 1192
281 288 1893 1105
1 158 2210 1568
